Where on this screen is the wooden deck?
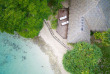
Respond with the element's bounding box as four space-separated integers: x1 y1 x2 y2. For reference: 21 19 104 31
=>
56 8 69 39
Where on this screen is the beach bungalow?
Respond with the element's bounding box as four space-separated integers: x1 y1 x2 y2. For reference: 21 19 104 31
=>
57 0 110 43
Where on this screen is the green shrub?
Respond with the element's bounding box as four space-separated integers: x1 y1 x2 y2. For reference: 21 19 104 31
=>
101 29 110 46
94 29 110 46
94 32 102 39
63 42 102 74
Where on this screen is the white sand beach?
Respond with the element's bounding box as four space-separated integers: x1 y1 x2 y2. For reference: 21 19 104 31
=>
38 21 72 74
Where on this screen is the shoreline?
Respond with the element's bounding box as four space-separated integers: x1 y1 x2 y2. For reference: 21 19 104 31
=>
35 21 72 74
0 32 54 74
34 37 61 74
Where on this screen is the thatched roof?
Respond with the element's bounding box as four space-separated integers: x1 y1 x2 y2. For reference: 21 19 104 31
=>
67 0 110 43
68 16 90 43
98 0 110 28
84 1 108 31
56 9 69 39
68 0 99 43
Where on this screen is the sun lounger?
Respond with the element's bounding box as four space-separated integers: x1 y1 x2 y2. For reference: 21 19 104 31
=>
62 21 69 25
60 16 67 20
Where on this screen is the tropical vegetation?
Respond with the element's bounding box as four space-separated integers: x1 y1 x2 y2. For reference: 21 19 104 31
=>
94 29 110 46
47 0 64 14
63 42 102 74
0 0 64 38
93 29 110 73
95 42 110 73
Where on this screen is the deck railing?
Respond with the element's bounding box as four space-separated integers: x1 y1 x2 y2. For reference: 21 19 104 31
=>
44 19 71 50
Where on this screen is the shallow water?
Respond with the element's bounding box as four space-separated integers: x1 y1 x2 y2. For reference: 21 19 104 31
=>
0 32 54 74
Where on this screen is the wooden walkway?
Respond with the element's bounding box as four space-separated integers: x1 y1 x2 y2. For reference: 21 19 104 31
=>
56 8 69 39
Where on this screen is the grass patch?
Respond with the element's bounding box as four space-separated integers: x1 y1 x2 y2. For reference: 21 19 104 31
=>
67 43 74 46
51 18 58 29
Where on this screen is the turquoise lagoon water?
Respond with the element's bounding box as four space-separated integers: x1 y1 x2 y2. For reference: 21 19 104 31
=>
0 32 54 74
